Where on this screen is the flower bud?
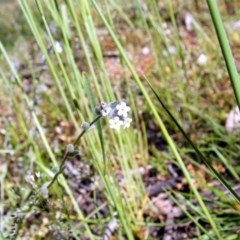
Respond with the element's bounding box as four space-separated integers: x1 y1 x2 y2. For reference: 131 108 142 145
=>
81 121 90 130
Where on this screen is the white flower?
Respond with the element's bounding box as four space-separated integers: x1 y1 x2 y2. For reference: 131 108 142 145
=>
54 41 63 54
116 102 130 118
109 116 123 131
123 117 132 129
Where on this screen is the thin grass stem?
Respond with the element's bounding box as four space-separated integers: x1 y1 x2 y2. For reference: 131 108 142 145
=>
207 0 240 108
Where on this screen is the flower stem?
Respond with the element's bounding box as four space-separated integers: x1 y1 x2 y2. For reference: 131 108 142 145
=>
47 114 102 189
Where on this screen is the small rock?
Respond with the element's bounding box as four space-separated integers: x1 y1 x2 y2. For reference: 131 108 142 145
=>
197 53 207 66
225 106 240 133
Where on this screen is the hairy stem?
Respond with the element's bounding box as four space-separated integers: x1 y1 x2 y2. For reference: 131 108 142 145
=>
47 114 102 189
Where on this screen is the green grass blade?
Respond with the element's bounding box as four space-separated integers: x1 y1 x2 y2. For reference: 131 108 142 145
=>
146 78 240 204
207 0 240 108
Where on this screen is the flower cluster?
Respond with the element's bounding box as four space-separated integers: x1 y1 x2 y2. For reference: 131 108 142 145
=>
100 101 132 131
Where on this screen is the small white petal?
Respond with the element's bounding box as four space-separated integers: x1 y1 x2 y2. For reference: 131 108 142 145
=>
116 102 127 109
123 118 132 128
35 172 41 178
